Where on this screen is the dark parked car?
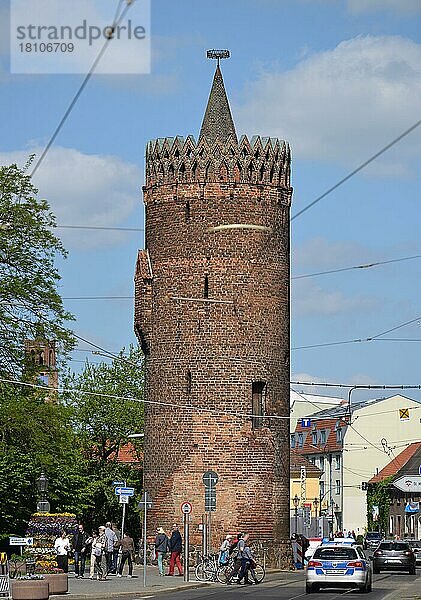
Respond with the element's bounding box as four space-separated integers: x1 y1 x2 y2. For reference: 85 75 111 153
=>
408 540 421 566
372 541 416 574
363 531 383 551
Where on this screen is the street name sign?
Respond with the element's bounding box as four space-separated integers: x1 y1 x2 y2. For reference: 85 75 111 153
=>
393 475 421 493
10 537 33 546
115 486 135 496
113 480 126 486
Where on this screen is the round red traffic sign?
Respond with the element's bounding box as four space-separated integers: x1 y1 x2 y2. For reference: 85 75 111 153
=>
181 501 192 515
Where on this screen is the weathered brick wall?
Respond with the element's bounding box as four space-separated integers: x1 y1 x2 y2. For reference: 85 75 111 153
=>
134 135 292 567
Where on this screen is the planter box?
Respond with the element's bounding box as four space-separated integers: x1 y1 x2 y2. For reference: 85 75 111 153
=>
12 580 49 600
43 574 68 594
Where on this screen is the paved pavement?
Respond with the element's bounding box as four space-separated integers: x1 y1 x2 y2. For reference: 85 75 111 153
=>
49 566 211 599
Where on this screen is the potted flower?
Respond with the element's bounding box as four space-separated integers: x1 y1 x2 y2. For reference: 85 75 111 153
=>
11 575 49 600
35 565 67 595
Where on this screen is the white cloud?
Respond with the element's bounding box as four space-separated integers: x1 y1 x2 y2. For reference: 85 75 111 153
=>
347 0 421 14
0 146 142 249
235 35 421 171
292 278 377 316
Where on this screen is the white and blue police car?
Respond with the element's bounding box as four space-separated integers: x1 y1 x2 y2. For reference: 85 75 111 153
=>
306 540 372 594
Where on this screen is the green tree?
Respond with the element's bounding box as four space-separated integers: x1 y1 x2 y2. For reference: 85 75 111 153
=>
367 476 393 533
60 346 145 535
0 160 74 375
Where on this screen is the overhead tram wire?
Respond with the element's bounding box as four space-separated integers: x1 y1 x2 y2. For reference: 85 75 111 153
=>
290 119 421 221
292 313 421 350
30 0 134 177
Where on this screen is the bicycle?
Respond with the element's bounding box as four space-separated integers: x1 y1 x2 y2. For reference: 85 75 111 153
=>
217 557 266 584
195 553 219 582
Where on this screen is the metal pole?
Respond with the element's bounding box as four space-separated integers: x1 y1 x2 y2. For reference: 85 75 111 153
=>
121 502 126 540
295 506 298 535
208 510 211 554
143 500 147 588
202 514 207 558
183 513 189 582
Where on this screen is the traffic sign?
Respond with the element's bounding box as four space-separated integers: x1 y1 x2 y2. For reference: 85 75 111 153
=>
393 475 421 492
10 537 33 546
113 480 126 486
301 418 311 428
205 487 216 512
181 501 192 515
115 486 135 496
119 495 129 504
202 470 218 488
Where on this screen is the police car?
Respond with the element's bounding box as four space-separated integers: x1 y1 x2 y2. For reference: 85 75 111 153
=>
306 540 372 594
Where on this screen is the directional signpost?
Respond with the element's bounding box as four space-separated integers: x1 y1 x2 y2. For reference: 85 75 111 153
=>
202 470 218 555
113 484 135 558
9 537 33 546
115 486 135 496
393 475 421 493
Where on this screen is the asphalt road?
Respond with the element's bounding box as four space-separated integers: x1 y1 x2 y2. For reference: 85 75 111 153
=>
108 569 421 600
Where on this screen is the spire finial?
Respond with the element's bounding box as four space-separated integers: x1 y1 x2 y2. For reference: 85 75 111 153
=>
206 49 230 68
200 50 237 144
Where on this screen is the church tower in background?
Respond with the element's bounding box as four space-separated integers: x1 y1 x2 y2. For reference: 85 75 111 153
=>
135 52 292 565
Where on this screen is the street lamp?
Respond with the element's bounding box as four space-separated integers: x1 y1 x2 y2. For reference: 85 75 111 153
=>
313 497 319 520
36 472 50 513
293 494 300 535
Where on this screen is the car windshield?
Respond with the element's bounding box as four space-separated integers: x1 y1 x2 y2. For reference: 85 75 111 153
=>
367 533 381 539
409 541 421 548
379 542 410 551
313 547 358 560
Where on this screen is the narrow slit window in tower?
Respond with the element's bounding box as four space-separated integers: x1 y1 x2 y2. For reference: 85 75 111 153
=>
252 381 266 429
185 201 190 223
204 275 209 298
186 370 192 394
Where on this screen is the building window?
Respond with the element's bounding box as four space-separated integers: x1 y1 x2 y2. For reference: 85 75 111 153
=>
290 434 296 448
336 480 341 495
204 275 209 298
336 426 343 444
319 456 325 471
320 430 326 444
298 432 303 448
320 480 325 498
312 430 317 445
252 381 265 429
335 455 341 470
186 370 192 394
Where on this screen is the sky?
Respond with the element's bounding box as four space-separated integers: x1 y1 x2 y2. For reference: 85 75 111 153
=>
1 0 421 404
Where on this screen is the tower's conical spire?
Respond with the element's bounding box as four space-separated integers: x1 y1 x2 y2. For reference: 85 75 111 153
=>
199 63 238 144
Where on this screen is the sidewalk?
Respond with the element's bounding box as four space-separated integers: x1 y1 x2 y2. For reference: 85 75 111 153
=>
50 566 209 599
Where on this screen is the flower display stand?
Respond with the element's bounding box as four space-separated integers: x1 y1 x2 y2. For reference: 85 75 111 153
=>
11 580 49 600
42 574 67 595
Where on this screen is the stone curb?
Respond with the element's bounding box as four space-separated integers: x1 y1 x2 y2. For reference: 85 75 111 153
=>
50 581 210 600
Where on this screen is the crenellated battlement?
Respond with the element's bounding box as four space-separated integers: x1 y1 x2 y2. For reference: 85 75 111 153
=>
145 134 291 188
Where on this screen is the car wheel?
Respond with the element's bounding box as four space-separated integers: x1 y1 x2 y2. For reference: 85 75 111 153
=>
305 583 313 594
409 566 416 575
373 566 380 574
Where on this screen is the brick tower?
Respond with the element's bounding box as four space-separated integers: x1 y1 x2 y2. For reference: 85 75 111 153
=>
134 54 292 566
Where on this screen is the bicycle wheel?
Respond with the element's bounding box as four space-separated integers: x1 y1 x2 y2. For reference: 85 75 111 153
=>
217 564 232 584
195 561 215 582
250 563 265 583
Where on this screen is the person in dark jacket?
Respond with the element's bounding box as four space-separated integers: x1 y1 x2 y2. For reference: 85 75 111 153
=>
154 528 169 576
73 524 89 578
116 532 135 577
167 523 183 576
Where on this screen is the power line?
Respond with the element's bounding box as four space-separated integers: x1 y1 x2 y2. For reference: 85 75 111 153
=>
0 376 291 422
291 253 421 280
290 381 421 390
30 0 134 177
63 296 133 300
291 119 421 221
292 314 421 350
54 225 143 232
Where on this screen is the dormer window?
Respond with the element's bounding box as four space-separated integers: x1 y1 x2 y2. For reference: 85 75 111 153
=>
290 434 296 448
298 432 304 448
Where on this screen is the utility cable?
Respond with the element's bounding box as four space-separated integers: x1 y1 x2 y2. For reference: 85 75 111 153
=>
30 0 135 177
291 253 421 280
291 119 421 221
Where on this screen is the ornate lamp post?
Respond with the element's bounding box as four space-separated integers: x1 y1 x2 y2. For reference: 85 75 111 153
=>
293 494 300 535
36 472 50 513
